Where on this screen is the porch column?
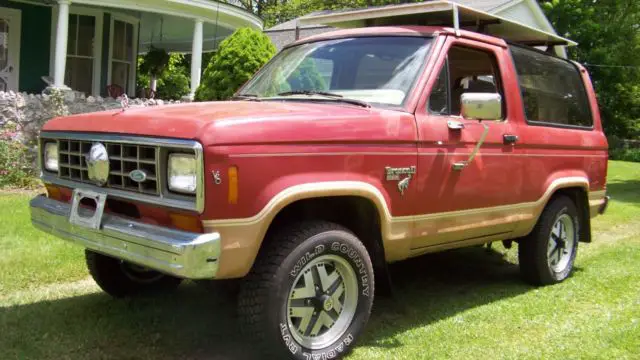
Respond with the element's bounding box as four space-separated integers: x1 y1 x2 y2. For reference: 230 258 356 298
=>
189 19 204 100
53 0 71 88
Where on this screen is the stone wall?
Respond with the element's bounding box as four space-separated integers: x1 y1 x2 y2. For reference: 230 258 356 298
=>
0 90 180 146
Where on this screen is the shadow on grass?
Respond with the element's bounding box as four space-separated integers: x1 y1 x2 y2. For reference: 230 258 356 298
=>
605 180 640 206
359 246 531 349
0 246 532 359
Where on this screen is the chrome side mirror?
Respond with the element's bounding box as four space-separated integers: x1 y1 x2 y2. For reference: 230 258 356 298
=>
460 93 502 121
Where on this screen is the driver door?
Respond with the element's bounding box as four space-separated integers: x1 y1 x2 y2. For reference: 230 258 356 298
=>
410 37 525 251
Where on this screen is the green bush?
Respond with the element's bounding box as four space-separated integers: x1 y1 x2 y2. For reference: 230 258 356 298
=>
608 135 640 162
609 148 640 162
195 28 276 101
0 129 38 188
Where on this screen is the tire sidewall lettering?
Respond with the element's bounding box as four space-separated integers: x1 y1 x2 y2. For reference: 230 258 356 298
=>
290 244 326 278
278 233 373 359
331 241 370 297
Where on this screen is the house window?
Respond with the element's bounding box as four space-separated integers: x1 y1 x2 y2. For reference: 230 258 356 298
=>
110 19 135 95
65 14 96 95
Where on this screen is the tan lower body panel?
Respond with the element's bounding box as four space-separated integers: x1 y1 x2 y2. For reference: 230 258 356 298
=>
203 178 599 278
588 190 607 218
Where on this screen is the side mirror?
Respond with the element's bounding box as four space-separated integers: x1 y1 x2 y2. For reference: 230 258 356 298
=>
460 93 502 121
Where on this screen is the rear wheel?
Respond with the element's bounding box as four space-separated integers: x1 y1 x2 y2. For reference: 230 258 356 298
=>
238 222 374 359
519 196 580 285
85 250 182 297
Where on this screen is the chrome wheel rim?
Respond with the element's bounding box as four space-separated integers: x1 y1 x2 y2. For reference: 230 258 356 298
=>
548 214 575 273
287 254 358 350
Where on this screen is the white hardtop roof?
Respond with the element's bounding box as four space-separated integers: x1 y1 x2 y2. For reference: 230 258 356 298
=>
298 1 576 47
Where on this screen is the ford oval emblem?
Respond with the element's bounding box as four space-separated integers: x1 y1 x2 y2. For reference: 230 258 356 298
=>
128 169 147 183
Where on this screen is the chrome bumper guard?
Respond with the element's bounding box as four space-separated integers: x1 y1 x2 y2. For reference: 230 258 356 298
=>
30 195 220 279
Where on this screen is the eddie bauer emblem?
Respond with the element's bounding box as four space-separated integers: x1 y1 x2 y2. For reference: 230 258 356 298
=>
385 166 416 195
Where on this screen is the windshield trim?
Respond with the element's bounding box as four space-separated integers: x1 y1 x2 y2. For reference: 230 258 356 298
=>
236 35 435 112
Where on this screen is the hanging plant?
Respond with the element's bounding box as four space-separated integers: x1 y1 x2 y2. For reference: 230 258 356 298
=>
139 47 170 92
140 46 170 77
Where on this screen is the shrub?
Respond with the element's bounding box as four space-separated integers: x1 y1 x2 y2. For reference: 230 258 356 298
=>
195 28 276 101
609 148 640 162
0 127 38 188
608 135 640 162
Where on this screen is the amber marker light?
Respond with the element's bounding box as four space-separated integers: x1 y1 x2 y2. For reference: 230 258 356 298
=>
170 213 203 233
45 184 61 201
228 166 239 204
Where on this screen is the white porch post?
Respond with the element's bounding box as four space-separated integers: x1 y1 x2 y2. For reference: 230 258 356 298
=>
53 0 71 89
189 19 204 100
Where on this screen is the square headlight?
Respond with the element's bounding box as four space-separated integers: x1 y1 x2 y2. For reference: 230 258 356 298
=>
44 142 59 172
168 153 197 194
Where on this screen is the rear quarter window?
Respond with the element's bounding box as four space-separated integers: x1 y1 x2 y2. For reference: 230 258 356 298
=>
510 46 593 128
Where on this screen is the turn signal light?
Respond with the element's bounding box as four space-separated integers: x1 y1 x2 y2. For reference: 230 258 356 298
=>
228 166 238 204
45 184 61 201
170 213 203 233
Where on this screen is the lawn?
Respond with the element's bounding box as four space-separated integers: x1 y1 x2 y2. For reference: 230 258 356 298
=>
1 161 639 359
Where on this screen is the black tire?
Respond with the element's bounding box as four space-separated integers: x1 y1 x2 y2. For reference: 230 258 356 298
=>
519 195 580 285
85 250 182 297
238 222 374 360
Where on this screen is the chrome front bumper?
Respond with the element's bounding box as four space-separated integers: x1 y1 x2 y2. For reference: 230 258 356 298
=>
30 195 220 279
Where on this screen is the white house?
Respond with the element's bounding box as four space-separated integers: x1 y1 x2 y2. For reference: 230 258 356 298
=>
0 0 262 98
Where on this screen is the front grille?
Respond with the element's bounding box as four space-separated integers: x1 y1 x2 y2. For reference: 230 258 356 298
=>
40 132 203 213
57 139 160 195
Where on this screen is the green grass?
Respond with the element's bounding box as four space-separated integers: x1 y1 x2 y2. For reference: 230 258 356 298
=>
0 161 638 359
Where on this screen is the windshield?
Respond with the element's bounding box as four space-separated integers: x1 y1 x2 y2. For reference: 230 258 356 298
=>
239 36 433 107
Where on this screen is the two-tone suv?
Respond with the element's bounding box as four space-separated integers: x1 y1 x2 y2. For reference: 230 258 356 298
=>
31 26 609 359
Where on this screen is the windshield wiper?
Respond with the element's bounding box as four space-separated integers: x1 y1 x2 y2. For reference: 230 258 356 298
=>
231 94 261 101
277 90 371 108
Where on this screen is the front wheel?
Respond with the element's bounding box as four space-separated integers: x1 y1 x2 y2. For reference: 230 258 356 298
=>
519 196 580 285
86 250 182 297
238 222 374 359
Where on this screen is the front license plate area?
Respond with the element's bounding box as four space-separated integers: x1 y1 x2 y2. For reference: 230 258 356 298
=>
69 189 107 230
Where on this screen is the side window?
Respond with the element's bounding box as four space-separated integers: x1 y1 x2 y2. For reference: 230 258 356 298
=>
510 46 593 127
428 46 504 116
429 62 449 114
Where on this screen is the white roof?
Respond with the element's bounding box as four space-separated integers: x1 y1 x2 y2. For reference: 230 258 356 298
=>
299 0 576 47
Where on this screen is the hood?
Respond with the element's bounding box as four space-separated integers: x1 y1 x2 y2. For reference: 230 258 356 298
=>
42 100 412 146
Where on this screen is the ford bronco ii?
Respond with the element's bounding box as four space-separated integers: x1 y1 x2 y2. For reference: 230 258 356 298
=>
31 25 609 359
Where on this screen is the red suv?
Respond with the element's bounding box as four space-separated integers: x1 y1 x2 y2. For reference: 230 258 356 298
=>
31 26 609 359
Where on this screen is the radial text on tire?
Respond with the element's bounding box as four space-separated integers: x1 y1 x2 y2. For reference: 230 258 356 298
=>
238 222 375 359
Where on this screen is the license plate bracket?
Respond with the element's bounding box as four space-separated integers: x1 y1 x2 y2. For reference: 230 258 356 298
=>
69 189 107 230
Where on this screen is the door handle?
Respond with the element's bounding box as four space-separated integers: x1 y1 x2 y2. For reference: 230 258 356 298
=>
447 120 465 130
503 134 518 145
452 122 490 171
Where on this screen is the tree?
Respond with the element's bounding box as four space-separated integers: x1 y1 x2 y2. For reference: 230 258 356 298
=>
195 28 277 101
540 0 640 138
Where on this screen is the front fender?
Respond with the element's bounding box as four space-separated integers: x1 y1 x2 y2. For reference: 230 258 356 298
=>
202 179 401 278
